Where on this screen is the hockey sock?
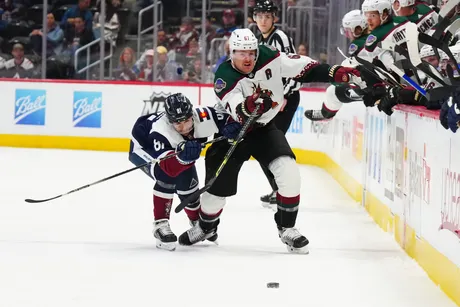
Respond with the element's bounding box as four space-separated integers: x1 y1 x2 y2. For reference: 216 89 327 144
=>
274 193 300 228
153 194 173 220
183 197 200 221
199 208 222 232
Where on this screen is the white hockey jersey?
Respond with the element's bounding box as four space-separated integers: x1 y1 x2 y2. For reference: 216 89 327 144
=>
213 44 320 125
130 106 230 164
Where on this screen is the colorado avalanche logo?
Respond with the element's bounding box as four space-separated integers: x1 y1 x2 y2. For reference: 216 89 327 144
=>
365 34 377 46
348 43 358 55
214 78 226 93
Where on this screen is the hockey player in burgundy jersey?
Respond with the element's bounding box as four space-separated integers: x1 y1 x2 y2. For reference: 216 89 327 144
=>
128 93 241 251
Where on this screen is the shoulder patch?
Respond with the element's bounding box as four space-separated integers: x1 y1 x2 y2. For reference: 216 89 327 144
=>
266 45 277 51
348 43 358 55
214 78 226 93
365 34 377 46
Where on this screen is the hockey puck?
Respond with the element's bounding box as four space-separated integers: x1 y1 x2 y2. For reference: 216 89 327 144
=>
267 282 279 288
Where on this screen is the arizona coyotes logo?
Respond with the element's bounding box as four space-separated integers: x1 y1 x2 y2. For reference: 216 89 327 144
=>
252 84 278 108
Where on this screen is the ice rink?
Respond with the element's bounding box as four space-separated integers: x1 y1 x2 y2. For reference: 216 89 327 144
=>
0 147 457 307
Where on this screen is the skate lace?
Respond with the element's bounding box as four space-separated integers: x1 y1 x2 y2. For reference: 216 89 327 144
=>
282 228 302 241
157 221 174 236
188 223 205 241
311 110 323 119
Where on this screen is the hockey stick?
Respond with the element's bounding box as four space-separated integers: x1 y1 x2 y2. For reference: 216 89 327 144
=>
24 136 226 204
430 0 460 58
174 105 261 213
336 47 400 87
380 34 449 87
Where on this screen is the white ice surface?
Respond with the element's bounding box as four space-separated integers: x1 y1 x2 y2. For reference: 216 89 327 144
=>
0 147 457 307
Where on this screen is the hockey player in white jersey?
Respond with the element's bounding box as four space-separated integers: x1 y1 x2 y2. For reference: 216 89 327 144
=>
128 93 241 251
253 0 303 206
177 28 360 253
304 9 381 121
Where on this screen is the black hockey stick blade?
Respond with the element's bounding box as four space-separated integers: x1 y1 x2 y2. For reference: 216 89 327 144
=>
174 105 261 213
431 0 460 59
25 136 226 204
353 55 402 88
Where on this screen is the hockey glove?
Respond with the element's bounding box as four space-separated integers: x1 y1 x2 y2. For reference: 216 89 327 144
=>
439 98 450 130
236 89 273 123
328 65 361 83
221 121 242 140
448 96 460 133
176 140 202 164
362 83 387 107
377 87 399 116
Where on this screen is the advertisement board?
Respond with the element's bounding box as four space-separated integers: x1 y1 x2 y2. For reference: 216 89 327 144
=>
0 79 459 304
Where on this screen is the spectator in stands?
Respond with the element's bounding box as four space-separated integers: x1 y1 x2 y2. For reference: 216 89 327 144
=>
137 48 154 81
157 29 169 49
297 43 308 56
185 38 199 61
155 45 180 81
212 39 229 73
248 0 256 24
216 9 239 38
173 16 198 54
2 42 33 75
93 0 121 43
0 53 6 69
60 0 93 31
0 0 15 30
63 14 95 56
30 12 64 57
204 15 217 49
184 56 207 83
115 46 136 80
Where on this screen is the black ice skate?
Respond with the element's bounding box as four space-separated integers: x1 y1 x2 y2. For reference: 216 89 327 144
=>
179 221 218 246
278 227 309 254
189 220 218 243
153 219 177 251
260 190 277 208
304 108 336 122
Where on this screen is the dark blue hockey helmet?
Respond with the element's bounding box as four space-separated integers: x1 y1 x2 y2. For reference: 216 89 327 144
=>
164 93 193 123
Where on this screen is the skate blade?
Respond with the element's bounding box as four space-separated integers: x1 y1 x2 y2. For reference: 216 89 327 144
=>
286 245 309 254
156 240 176 251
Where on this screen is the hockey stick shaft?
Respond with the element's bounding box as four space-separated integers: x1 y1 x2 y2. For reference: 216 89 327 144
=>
174 105 261 213
24 136 226 204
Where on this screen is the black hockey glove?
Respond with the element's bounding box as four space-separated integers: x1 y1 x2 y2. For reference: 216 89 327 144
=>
377 87 399 116
362 83 387 107
236 89 273 124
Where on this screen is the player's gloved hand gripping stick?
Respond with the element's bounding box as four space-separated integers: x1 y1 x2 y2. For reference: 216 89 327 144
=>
24 136 226 204
174 104 261 213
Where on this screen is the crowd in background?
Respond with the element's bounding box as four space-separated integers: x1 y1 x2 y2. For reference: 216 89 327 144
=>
0 0 314 81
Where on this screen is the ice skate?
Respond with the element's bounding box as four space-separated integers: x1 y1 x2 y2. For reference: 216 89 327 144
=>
189 220 218 243
153 219 177 251
179 221 218 246
278 227 309 254
260 190 277 208
304 107 337 122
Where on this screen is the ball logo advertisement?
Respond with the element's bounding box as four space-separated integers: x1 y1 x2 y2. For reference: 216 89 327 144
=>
14 89 46 126
73 91 102 128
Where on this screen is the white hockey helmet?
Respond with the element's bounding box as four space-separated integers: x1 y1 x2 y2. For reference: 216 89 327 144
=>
449 41 460 62
362 0 392 15
229 28 259 58
340 10 368 38
390 0 416 7
420 44 435 59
